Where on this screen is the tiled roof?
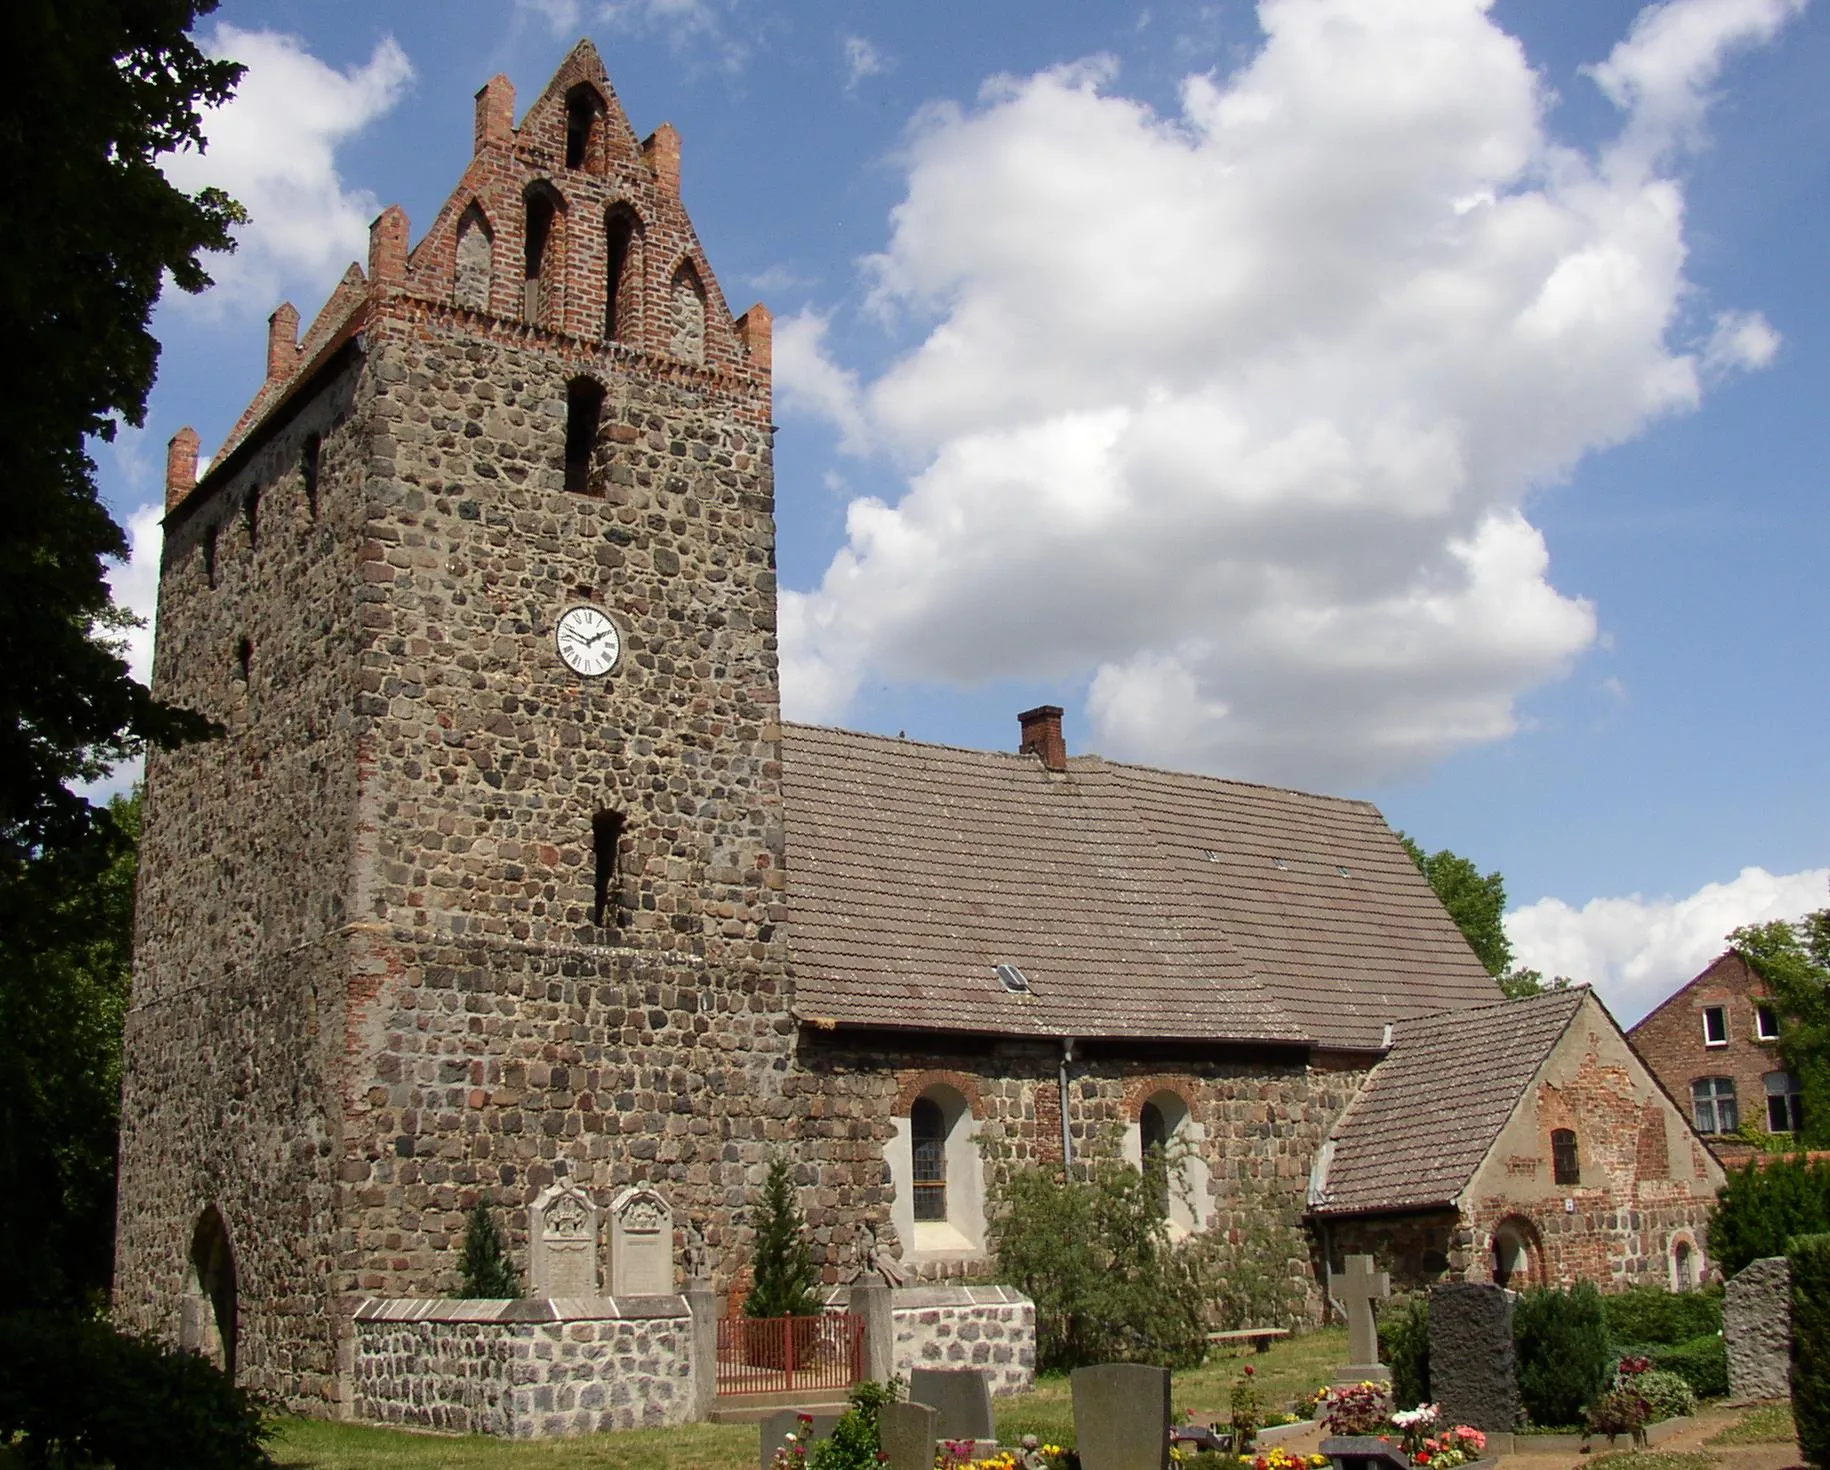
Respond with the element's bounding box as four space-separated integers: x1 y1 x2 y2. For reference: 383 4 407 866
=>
780 725 1502 1049
1309 987 1589 1215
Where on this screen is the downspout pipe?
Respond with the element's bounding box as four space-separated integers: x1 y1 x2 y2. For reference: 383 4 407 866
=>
1058 1037 1075 1169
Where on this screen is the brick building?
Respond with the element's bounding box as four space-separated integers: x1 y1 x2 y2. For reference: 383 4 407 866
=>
114 42 1723 1425
1629 950 1804 1143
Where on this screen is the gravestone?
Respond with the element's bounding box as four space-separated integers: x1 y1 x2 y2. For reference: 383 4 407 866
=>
759 1411 842 1470
1329 1254 1390 1383
1320 1437 1412 1470
1725 1256 1791 1402
529 1181 599 1298
609 1185 674 1296
1428 1282 1521 1433
880 1400 939 1470
1071 1362 1171 1470
910 1366 996 1445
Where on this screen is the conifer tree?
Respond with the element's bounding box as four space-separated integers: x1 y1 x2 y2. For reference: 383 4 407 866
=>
459 1200 521 1299
743 1152 821 1318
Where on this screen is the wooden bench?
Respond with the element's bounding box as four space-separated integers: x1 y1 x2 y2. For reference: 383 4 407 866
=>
1205 1327 1290 1354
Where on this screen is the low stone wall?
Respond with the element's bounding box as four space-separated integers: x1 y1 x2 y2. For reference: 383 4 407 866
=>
1725 1256 1791 1402
889 1284 1035 1396
352 1296 695 1437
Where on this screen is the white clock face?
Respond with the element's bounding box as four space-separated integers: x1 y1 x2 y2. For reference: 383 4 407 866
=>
555 604 622 677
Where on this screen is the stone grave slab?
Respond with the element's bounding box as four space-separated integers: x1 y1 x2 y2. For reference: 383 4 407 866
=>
910 1367 996 1445
880 1400 939 1470
609 1186 674 1296
1320 1436 1412 1470
1071 1362 1170 1470
1725 1256 1790 1402
529 1182 598 1299
759 1410 842 1470
1329 1254 1390 1383
1427 1282 1521 1432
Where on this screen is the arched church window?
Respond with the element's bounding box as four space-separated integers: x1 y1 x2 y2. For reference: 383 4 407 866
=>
669 263 706 364
1127 1088 1207 1233
911 1097 946 1222
605 205 641 343
184 1207 239 1377
1551 1128 1580 1186
1672 1238 1697 1291
1140 1098 1170 1215
455 204 493 313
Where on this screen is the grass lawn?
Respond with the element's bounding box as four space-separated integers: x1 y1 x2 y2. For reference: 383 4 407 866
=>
1703 1402 1796 1446
271 1327 1350 1468
1587 1454 1715 1470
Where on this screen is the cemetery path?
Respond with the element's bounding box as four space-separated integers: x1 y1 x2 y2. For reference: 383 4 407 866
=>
1494 1403 1801 1470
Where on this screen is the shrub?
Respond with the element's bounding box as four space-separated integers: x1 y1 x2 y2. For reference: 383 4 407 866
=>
1628 1368 1698 1422
1320 1381 1391 1435
1513 1283 1611 1428
990 1156 1207 1372
0 1313 272 1469
1709 1155 1830 1277
745 1151 822 1320
1378 1293 1430 1410
1647 1334 1728 1400
459 1199 521 1298
1192 1178 1308 1331
1230 1363 1263 1451
1601 1283 1723 1346
1790 1232 1830 1467
1584 1386 1651 1447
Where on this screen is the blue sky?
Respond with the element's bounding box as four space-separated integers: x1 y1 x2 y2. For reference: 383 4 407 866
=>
102 0 1828 1022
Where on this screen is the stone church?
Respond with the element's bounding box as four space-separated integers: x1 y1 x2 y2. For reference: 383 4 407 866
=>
114 42 1723 1425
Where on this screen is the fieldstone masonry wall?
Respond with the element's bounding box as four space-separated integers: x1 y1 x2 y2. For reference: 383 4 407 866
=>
1725 1256 1791 1402
890 1285 1035 1397
352 1296 693 1436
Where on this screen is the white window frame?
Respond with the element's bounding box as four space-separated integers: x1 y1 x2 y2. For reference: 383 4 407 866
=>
886 1084 986 1264
1756 1003 1782 1041
1702 1005 1728 1047
1121 1090 1212 1238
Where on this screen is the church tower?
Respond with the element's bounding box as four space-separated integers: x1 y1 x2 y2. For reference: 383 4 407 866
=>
115 43 792 1409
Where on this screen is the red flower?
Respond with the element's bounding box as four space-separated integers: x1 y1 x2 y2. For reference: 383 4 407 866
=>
1245 1366 1255 1376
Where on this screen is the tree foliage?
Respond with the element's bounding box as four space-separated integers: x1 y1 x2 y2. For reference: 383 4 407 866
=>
744 1152 822 1319
0 790 142 1310
1708 1154 1830 1277
459 1200 521 1299
1791 1233 1830 1467
990 1156 1208 1372
1398 834 1513 978
1512 1282 1611 1428
1732 910 1830 1147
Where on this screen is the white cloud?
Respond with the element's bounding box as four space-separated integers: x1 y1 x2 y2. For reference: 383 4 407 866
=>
779 0 1796 785
844 35 888 92
107 502 166 688
597 0 749 72
1507 866 1830 1025
517 0 586 36
161 28 414 313
774 310 869 451
1702 308 1781 375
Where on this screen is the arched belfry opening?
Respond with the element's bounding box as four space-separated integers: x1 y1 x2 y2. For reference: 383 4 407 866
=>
523 183 565 325
181 1207 239 1377
564 83 606 172
605 205 642 343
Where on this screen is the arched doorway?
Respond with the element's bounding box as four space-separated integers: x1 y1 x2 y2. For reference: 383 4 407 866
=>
1490 1215 1543 1290
182 1207 239 1377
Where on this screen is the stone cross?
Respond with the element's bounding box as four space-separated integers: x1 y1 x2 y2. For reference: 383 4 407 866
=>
1330 1254 1390 1377
530 1182 599 1298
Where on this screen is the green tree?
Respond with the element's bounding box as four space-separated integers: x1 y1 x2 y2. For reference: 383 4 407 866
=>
744 1152 821 1319
1398 834 1513 977
459 1200 521 1299
1 1 241 1313
0 790 143 1309
1732 910 1830 1146
1708 1154 1830 1276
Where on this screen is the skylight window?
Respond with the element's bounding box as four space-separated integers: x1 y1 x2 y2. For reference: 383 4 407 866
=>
994 963 1031 993
1271 857 1289 871
1337 865 1352 878
1201 849 1222 862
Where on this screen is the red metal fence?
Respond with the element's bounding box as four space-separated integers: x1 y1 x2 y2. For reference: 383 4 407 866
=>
715 1313 865 1397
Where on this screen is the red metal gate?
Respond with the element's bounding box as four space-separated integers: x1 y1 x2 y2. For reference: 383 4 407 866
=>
715 1313 865 1397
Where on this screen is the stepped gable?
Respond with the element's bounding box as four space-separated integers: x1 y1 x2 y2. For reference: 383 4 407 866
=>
1310 986 1589 1215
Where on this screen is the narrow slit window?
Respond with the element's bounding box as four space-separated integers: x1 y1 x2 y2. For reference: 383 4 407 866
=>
911 1097 947 1222
234 637 252 685
1140 1100 1170 1216
565 378 605 493
605 207 638 342
524 190 558 323
592 810 624 926
301 434 321 519
243 486 260 550
1551 1128 1579 1186
203 525 218 588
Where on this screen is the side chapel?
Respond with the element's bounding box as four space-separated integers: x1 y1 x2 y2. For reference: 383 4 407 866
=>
114 42 1724 1416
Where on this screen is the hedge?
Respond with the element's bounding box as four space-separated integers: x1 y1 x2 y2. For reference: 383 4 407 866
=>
1793 1233 1830 1467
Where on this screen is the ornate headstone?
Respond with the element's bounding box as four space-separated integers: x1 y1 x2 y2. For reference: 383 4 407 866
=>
1725 1256 1791 1402
909 1366 996 1444
1330 1254 1391 1383
530 1182 599 1299
1428 1282 1521 1432
609 1185 675 1296
1071 1362 1171 1470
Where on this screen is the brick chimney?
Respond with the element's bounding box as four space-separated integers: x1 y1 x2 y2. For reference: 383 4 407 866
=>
1018 705 1067 772
165 426 200 512
266 302 299 381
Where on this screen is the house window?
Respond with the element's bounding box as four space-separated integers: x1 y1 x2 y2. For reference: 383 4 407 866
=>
1757 1004 1781 1041
1703 1006 1728 1046
1551 1128 1580 1186
910 1097 947 1222
1691 1077 1738 1135
1766 1071 1804 1134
